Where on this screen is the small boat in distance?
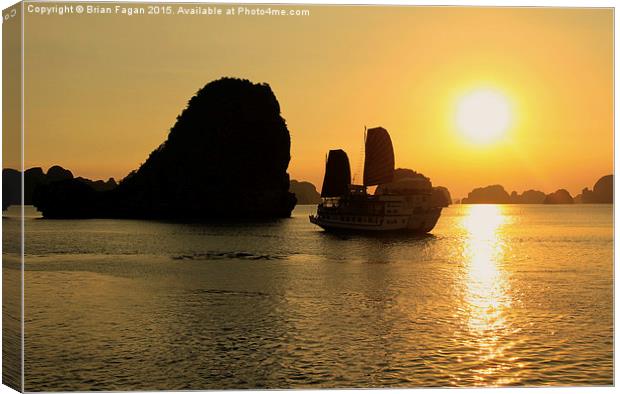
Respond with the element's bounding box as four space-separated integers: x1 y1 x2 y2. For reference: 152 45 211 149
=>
309 127 445 233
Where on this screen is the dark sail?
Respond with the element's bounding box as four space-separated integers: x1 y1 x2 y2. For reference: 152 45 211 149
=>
321 149 351 197
363 127 394 186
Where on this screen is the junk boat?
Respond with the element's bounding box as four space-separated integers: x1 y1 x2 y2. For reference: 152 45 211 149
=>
309 127 447 233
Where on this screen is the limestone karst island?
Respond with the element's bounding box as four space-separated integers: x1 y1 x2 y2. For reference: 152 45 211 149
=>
16 78 298 219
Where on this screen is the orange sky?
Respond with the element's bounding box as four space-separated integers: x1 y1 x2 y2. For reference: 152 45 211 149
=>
9 5 613 198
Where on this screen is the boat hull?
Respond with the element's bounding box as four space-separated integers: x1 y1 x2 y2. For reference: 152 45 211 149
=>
309 207 442 233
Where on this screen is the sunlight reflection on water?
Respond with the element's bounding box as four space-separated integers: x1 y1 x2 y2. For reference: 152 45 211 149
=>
460 205 515 385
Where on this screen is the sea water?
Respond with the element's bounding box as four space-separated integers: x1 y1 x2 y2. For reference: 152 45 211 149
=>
2 204 613 390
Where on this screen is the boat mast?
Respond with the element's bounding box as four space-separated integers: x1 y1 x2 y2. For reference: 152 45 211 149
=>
363 126 367 193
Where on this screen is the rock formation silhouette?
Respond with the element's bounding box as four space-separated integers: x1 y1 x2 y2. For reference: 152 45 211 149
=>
32 78 297 219
593 175 613 202
46 165 73 183
579 174 613 203
2 169 20 210
289 180 320 204
3 165 117 210
543 189 574 204
509 189 546 204
24 167 46 205
74 177 118 192
462 184 510 204
432 186 452 207
424 174 612 206
34 178 100 218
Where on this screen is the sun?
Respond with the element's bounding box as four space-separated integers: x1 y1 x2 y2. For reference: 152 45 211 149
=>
455 89 512 144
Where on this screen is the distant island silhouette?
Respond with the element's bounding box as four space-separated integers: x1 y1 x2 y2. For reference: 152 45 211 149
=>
2 166 117 210
461 184 511 204
289 180 321 205
21 78 297 219
576 175 613 203
543 189 574 204
460 175 613 204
